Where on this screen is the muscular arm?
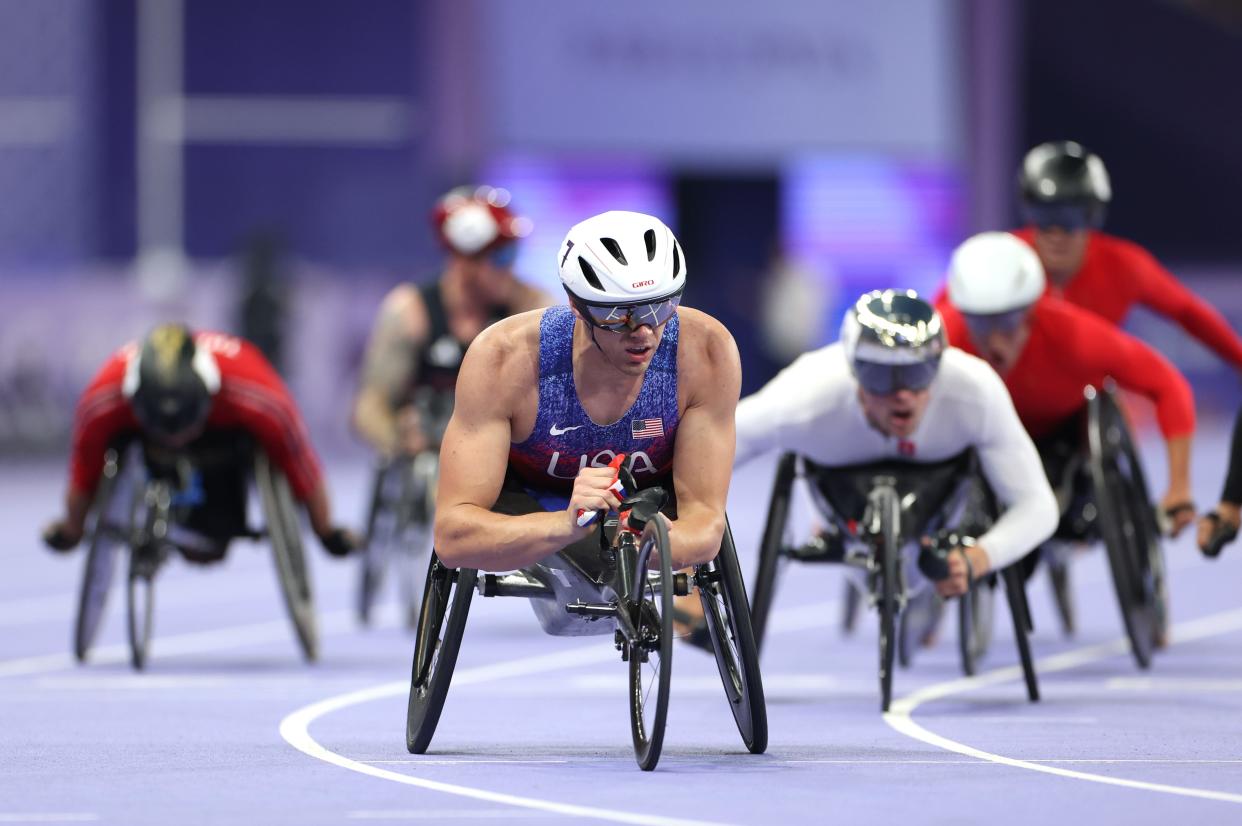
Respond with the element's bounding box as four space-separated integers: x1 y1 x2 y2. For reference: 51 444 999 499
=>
669 314 743 568
433 324 580 570
1134 249 1242 369
1087 319 1196 515
353 286 426 455
972 368 1059 572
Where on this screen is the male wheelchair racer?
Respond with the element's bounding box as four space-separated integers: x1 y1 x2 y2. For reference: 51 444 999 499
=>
1034 382 1170 669
750 448 1039 713
405 456 767 771
73 431 317 669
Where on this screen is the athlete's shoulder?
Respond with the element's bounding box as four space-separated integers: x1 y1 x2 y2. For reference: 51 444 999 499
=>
465 309 543 372
675 307 738 362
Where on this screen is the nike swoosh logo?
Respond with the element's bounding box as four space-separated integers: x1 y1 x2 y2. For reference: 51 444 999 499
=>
550 424 583 436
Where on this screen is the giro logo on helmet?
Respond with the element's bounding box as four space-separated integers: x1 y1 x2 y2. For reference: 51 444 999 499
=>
631 280 655 289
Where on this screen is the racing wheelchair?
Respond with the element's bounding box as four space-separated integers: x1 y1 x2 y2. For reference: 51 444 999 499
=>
356 451 438 629
750 448 1039 713
1036 383 1168 669
73 432 317 669
404 460 767 771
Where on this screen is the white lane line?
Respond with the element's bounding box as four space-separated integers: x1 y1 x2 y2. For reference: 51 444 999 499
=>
280 598 826 824
361 760 570 765
782 758 1242 765
348 812 546 820
0 604 396 679
1105 677 1242 693
279 631 776 826
885 606 1242 804
0 816 99 823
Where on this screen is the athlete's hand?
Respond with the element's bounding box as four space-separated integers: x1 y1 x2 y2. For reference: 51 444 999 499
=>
567 466 626 532
1159 488 1195 537
318 526 360 558
42 519 84 553
1198 502 1240 557
933 550 971 598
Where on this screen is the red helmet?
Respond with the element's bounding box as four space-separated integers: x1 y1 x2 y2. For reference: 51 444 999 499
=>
431 185 531 257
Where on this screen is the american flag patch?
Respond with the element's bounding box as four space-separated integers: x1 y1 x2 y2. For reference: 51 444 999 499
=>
631 417 664 439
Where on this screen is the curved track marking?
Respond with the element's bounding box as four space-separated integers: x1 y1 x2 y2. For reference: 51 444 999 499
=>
278 645 733 826
885 606 1242 804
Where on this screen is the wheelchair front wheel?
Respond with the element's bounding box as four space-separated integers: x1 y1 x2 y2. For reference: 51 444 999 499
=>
126 548 156 671
872 486 901 713
629 517 674 771
751 453 797 652
406 553 476 754
696 518 768 754
256 453 319 662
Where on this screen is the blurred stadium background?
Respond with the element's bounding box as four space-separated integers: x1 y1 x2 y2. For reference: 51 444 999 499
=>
1 0 1240 459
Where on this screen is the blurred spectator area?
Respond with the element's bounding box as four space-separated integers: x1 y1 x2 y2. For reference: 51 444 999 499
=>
0 0 1239 456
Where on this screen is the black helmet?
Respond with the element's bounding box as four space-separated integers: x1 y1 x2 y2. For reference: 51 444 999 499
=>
840 290 945 395
123 324 218 441
1018 141 1112 230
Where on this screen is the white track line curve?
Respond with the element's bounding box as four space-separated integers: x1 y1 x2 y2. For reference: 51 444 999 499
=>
278 645 733 826
885 606 1242 804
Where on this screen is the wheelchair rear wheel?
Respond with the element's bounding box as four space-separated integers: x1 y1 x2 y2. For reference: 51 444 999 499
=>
406 553 477 753
696 518 768 754
256 453 319 662
357 463 394 626
1087 387 1163 669
958 577 995 677
630 517 674 771
751 453 797 652
74 450 131 662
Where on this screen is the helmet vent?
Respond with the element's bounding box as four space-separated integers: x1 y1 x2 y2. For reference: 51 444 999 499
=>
644 229 657 261
578 258 604 291
672 243 682 278
600 237 628 266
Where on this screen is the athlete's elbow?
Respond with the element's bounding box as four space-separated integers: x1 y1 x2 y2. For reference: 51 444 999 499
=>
1033 487 1060 546
433 510 472 567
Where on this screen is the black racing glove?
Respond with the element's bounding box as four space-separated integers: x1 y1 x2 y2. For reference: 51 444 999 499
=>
319 527 359 558
43 522 83 553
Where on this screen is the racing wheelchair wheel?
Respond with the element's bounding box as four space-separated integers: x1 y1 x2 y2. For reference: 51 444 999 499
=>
870 482 902 713
406 552 477 754
751 452 798 651
255 453 319 662
126 480 169 671
1086 386 1164 669
74 448 132 662
629 516 674 771
356 461 394 626
695 517 768 754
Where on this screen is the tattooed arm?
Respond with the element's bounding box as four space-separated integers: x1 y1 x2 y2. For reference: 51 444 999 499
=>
352 285 429 456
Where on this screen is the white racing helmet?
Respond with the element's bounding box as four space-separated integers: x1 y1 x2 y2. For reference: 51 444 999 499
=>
947 232 1046 314
558 211 685 305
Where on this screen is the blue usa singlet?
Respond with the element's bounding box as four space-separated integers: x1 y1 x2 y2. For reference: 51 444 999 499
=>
507 306 680 511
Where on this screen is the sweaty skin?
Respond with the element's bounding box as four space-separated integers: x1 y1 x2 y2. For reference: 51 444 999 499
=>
433 306 741 571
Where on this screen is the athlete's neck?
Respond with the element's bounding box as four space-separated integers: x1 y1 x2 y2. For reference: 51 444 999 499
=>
571 320 647 425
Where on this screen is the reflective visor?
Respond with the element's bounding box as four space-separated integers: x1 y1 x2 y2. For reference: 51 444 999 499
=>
853 357 941 396
1023 202 1100 231
961 306 1031 341
570 292 683 332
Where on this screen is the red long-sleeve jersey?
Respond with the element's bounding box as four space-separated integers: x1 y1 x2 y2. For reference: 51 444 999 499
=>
69 331 323 501
1012 227 1242 369
935 296 1196 441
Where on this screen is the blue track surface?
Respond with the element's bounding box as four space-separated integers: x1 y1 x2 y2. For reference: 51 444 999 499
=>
2 423 1241 825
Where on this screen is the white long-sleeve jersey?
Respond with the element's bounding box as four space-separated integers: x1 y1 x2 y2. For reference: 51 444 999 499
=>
736 344 1058 571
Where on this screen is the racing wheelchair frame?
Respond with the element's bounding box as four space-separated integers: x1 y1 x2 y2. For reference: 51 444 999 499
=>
73 435 317 669
749 449 1039 713
404 475 767 772
357 451 438 629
